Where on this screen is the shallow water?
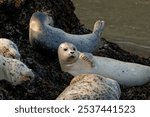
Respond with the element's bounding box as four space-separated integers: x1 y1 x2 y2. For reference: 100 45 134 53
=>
73 0 150 57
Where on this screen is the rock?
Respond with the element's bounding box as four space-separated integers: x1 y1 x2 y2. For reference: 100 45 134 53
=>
56 74 121 100
0 38 20 60
0 0 26 8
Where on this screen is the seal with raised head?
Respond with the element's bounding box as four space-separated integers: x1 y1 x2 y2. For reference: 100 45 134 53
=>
0 55 34 85
56 74 121 100
58 42 150 87
29 12 104 56
0 38 20 60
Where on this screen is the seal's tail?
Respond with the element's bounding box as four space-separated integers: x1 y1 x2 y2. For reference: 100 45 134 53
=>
93 20 105 36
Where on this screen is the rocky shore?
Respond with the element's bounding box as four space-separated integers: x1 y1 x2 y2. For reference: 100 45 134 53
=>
0 0 149 99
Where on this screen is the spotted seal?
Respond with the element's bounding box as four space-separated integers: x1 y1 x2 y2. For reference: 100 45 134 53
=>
56 74 121 100
58 42 150 87
0 55 34 85
29 12 104 56
0 38 20 60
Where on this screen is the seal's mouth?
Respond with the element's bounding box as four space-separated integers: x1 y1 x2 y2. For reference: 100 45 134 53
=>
68 55 77 60
66 55 76 63
69 55 75 59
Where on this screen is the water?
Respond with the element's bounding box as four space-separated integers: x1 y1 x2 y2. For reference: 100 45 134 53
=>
73 0 150 57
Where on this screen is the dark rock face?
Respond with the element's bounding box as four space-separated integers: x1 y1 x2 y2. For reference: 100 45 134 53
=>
0 0 149 99
0 0 26 8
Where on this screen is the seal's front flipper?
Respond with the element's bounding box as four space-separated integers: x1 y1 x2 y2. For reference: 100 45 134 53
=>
79 52 95 68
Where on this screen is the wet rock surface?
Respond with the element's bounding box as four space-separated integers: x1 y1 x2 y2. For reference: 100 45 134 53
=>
0 0 149 99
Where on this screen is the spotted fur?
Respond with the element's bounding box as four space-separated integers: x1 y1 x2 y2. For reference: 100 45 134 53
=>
0 38 20 60
56 74 121 100
0 55 34 85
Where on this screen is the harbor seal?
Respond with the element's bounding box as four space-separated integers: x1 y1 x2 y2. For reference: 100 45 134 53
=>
58 42 150 87
0 38 20 60
56 74 121 100
0 55 34 85
29 12 104 56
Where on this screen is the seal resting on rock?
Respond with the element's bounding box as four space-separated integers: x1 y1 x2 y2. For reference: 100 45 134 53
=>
56 74 121 100
29 12 104 56
58 42 150 87
0 55 34 85
0 38 20 60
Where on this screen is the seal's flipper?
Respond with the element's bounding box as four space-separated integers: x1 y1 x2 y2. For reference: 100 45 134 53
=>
93 20 105 36
79 52 94 68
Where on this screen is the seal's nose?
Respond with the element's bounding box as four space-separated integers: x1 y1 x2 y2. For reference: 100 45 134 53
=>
70 51 74 54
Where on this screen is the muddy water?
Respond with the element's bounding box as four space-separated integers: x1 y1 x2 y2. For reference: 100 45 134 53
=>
73 0 150 57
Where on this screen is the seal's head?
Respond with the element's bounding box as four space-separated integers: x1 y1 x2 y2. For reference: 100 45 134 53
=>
58 42 79 64
29 12 54 47
29 12 54 32
9 60 35 86
13 69 34 86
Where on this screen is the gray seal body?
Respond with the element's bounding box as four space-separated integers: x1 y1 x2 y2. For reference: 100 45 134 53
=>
29 12 104 56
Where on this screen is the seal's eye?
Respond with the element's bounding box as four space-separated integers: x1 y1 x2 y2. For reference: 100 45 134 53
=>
64 48 68 51
73 47 76 51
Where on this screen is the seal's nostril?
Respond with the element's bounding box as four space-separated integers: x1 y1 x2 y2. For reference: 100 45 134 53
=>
70 51 74 54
